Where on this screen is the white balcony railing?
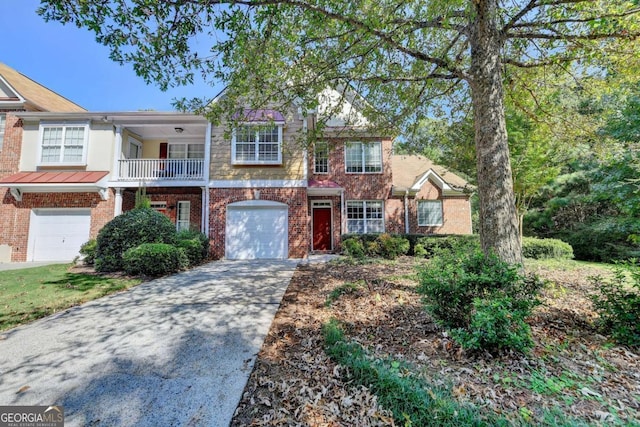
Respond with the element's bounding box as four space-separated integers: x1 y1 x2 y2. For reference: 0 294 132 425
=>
117 159 205 181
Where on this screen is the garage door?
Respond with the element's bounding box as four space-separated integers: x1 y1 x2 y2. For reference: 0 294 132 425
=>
226 201 288 260
28 209 91 261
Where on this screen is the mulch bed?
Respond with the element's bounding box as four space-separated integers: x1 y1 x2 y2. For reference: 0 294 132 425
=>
232 257 639 426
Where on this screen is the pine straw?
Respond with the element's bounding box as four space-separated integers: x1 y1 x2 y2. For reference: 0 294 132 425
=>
231 258 640 426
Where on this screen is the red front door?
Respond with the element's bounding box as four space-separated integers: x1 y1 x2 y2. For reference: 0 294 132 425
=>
313 208 332 251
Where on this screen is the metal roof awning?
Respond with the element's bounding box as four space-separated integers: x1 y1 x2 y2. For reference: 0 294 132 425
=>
0 171 110 201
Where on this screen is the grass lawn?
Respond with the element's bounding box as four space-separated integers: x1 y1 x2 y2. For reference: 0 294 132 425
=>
0 264 142 331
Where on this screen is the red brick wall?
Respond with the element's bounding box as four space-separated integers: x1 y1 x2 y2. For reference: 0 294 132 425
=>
209 187 309 259
122 188 203 232
0 190 115 262
408 179 472 235
0 112 23 177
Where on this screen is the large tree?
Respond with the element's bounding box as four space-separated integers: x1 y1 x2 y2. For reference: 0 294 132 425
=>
39 0 640 264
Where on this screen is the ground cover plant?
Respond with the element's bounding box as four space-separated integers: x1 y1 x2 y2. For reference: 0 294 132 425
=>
232 256 639 426
0 264 141 331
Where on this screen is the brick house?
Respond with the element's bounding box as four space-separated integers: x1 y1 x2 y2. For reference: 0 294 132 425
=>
0 64 472 262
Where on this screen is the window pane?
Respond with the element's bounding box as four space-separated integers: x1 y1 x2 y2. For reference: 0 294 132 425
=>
314 142 328 173
168 144 186 159
345 143 363 172
63 126 85 162
363 142 382 172
41 127 63 162
236 126 255 143
418 201 443 226
177 201 191 231
258 126 279 143
235 143 255 161
187 144 205 159
347 201 364 219
258 143 279 161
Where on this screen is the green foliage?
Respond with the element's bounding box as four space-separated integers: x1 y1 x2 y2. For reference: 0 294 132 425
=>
418 250 544 354
450 296 535 354
122 243 189 277
95 208 178 272
373 234 410 259
325 281 364 307
176 239 204 267
134 187 151 209
341 238 365 259
589 262 640 346
321 319 508 426
415 235 481 257
79 239 97 265
522 237 573 260
526 151 640 262
176 229 210 264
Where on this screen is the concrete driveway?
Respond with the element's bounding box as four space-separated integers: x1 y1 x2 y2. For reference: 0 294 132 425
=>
0 260 299 426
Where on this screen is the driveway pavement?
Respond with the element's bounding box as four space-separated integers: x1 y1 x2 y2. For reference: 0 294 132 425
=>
0 260 299 426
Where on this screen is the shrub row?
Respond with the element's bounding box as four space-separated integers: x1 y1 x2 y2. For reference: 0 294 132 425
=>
341 233 572 260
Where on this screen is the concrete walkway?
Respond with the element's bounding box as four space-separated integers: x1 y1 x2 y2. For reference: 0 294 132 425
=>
0 260 299 427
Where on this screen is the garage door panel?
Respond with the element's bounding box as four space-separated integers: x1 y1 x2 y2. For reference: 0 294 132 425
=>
226 203 287 260
29 210 91 261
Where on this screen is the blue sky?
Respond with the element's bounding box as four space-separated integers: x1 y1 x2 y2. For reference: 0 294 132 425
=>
2 0 219 111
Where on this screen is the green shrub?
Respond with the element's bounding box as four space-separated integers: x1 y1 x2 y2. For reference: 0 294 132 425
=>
451 296 535 354
79 239 97 265
418 250 544 354
177 239 205 266
95 208 178 272
415 235 481 257
176 229 210 260
342 238 365 258
522 237 573 260
590 262 640 346
123 243 189 277
414 243 428 257
376 234 410 259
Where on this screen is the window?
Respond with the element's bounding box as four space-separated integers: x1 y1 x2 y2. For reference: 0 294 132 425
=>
39 123 88 164
176 201 191 231
418 200 443 226
150 201 167 211
232 124 282 164
128 138 142 159
345 141 382 173
346 200 384 234
314 142 329 173
168 143 205 159
0 114 6 151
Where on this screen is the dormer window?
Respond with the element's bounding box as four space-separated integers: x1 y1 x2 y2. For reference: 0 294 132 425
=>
38 122 89 165
231 124 283 165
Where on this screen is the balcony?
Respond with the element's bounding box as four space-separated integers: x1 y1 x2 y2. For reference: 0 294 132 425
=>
117 159 205 181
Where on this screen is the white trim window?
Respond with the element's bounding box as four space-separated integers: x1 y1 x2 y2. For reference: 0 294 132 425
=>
346 200 384 234
345 141 382 173
232 124 282 165
38 122 89 165
314 141 329 173
418 200 443 226
176 201 191 231
0 113 6 151
168 142 205 159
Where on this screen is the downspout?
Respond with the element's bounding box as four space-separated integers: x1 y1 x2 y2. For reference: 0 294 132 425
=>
404 190 410 234
203 122 212 236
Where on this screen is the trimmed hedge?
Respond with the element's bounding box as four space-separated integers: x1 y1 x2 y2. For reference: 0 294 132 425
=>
177 239 206 266
522 237 573 260
95 208 177 272
123 243 189 277
79 239 97 265
341 234 410 259
342 233 480 257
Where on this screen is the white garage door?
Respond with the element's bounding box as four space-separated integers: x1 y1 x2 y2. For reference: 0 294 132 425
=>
226 201 288 260
28 209 91 261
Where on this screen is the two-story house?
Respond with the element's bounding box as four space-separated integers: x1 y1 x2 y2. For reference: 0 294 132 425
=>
0 63 472 262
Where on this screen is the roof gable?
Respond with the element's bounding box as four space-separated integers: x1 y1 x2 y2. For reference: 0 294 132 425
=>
391 154 472 195
0 63 85 112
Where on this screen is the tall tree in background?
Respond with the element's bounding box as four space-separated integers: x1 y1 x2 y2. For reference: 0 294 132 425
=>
39 0 640 264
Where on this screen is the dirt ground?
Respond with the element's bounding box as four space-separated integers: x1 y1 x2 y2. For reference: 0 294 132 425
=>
231 257 639 426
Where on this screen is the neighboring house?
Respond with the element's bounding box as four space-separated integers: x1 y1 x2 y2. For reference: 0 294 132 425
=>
0 63 473 262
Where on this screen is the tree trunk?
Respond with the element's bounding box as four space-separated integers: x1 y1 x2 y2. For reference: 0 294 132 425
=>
469 0 522 265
